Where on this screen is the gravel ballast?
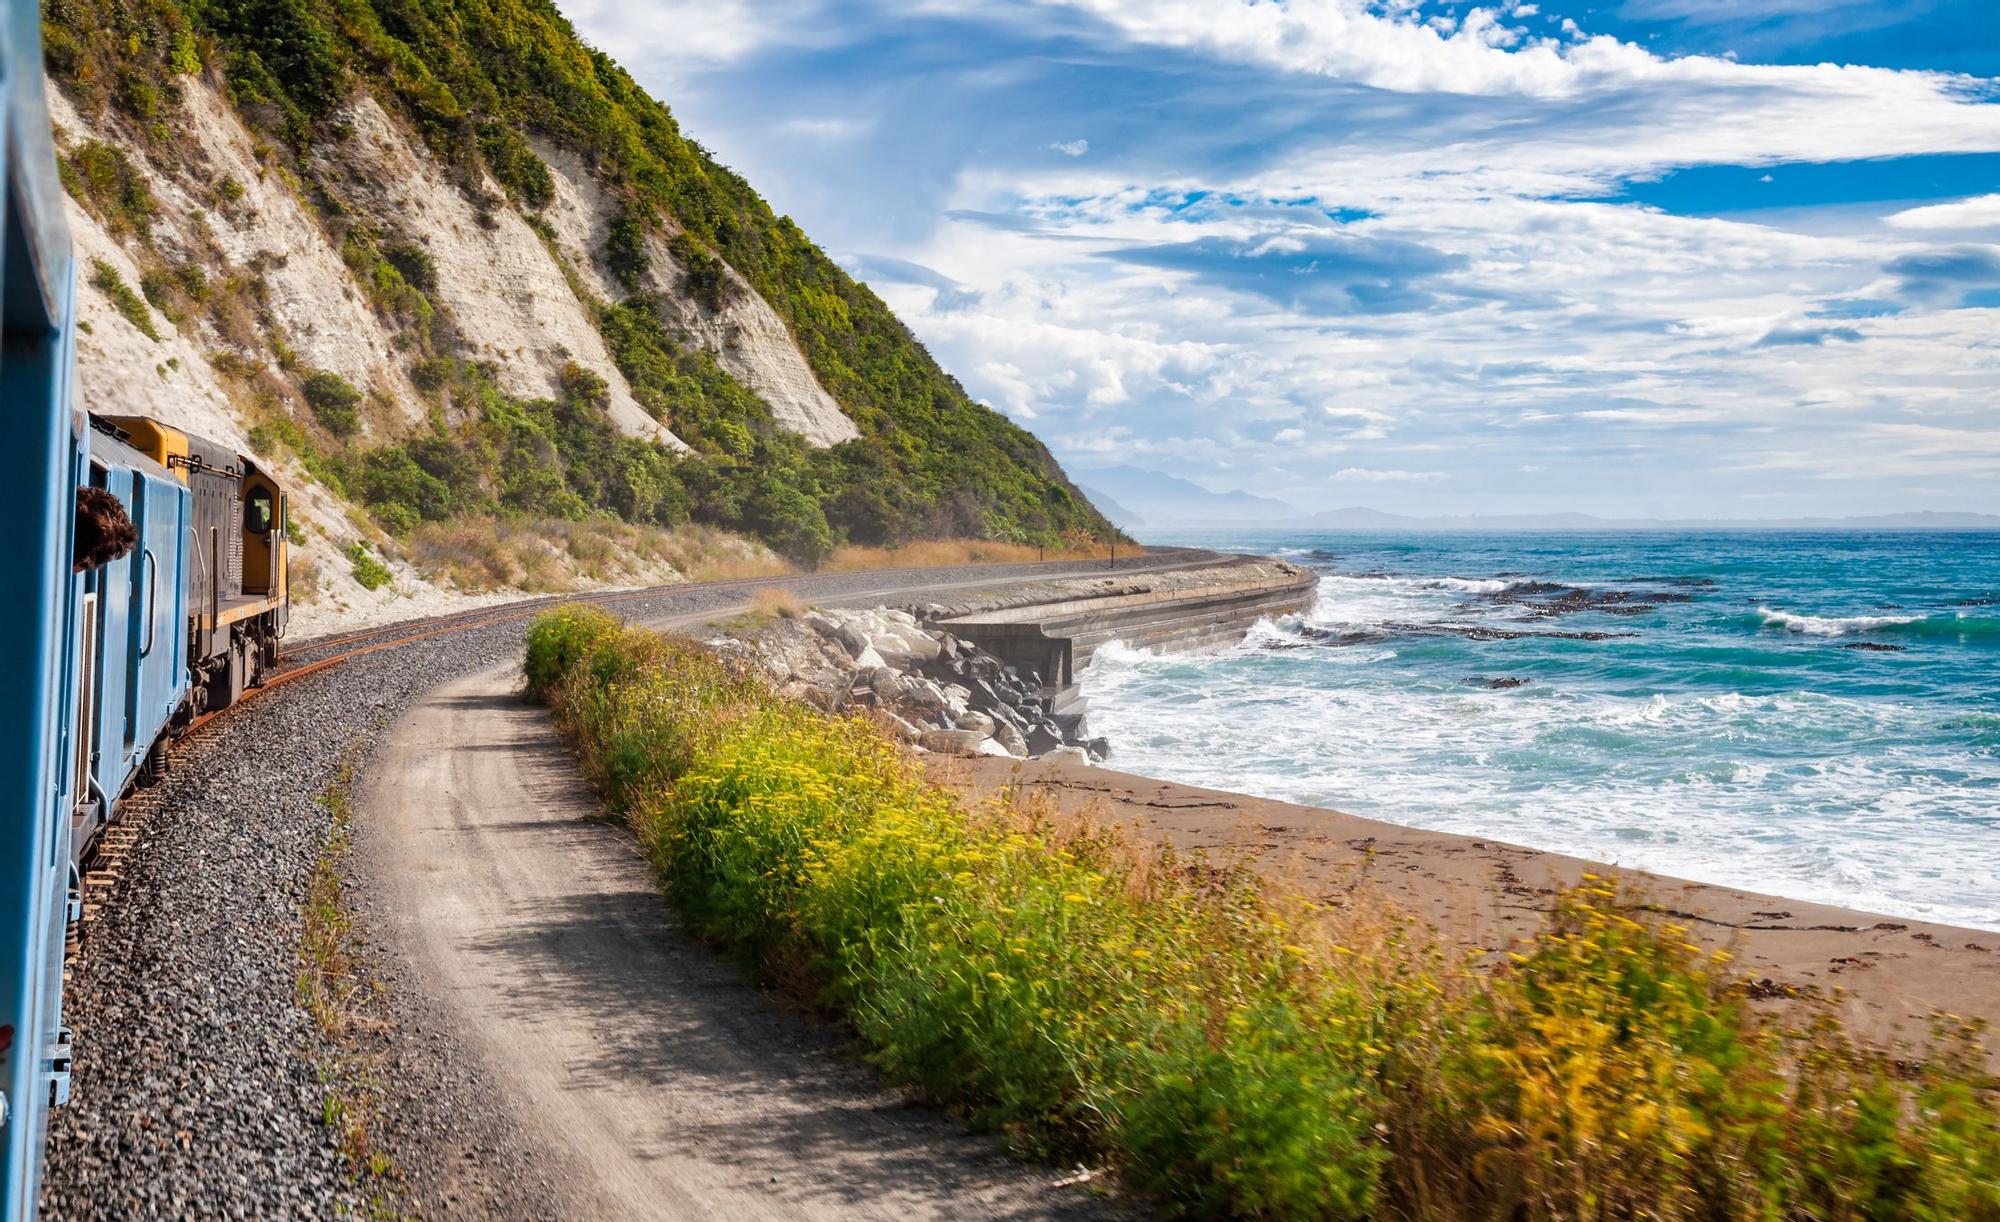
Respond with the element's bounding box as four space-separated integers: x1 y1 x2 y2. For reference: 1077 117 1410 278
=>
39 554 1207 1219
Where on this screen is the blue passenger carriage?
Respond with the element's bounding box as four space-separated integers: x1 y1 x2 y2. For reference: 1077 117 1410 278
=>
0 10 288 1213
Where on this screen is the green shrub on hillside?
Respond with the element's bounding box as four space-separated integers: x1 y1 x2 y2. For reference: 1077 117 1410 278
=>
303 369 364 437
346 539 391 590
667 232 729 311
527 608 2000 1219
476 120 554 208
60 141 158 239
88 259 161 341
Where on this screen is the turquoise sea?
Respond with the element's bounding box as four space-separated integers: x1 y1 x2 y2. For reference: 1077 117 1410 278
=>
1085 531 2000 929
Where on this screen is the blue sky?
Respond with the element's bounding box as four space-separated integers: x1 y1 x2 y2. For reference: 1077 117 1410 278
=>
563 0 2000 518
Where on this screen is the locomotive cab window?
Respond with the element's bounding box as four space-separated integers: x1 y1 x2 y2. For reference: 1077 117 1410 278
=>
244 487 274 535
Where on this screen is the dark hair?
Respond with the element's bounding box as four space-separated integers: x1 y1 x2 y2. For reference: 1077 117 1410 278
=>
75 486 139 573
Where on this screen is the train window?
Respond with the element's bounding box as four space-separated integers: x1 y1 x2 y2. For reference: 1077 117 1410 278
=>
244 487 273 534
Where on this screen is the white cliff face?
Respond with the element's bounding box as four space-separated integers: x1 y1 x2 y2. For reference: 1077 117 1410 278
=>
177 83 430 423
51 92 396 619
532 136 860 448
49 81 426 430
338 98 686 451
658 245 862 448
531 137 621 302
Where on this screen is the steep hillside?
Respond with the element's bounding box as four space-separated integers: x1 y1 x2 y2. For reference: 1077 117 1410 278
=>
39 0 1113 630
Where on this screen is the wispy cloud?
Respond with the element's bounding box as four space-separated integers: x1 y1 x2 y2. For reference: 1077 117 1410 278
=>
1887 193 2000 230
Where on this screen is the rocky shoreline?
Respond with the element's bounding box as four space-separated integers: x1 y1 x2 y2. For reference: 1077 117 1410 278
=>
717 606 1108 761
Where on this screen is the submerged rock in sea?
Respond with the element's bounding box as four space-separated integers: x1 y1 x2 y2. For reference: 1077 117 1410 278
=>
1464 676 1534 689
1840 641 1906 652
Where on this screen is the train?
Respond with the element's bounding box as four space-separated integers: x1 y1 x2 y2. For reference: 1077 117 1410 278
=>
0 11 290 1215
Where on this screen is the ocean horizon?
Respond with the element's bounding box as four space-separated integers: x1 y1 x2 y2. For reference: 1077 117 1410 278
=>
1087 528 2000 930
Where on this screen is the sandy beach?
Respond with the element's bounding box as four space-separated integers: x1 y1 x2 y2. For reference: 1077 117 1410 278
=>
936 755 2000 1067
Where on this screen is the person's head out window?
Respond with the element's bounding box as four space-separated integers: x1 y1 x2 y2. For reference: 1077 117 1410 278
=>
75 486 138 574
245 488 273 535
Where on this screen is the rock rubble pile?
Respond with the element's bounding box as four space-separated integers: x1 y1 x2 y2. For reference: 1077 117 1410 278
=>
726 607 1108 762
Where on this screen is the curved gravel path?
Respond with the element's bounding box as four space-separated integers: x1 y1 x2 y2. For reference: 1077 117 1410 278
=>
366 657 1104 1219
39 555 1200 1219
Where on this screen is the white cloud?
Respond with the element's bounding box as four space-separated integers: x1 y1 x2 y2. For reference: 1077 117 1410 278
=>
1034 0 2000 184
1051 138 1090 156
781 116 872 140
1334 467 1447 481
1886 194 2000 231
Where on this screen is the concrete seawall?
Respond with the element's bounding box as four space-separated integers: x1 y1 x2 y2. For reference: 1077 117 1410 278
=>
917 554 1317 701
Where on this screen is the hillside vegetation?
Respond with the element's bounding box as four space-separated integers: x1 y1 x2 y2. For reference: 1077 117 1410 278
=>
41 0 1112 610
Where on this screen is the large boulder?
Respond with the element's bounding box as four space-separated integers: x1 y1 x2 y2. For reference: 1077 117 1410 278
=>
955 710 996 735
900 679 948 716
919 728 988 756
869 665 908 701
992 721 1029 758
870 626 942 668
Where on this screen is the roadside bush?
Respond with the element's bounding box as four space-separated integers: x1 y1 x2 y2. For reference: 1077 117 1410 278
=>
527 612 2000 1219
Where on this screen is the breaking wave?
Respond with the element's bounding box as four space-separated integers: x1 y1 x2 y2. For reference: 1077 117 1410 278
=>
1757 608 2000 641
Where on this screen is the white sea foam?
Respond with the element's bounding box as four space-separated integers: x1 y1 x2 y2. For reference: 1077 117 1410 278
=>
1304 574 1488 630
1091 638 1167 665
1757 606 1924 636
1080 649 2000 930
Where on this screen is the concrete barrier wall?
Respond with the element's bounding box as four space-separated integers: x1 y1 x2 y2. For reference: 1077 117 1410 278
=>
930 557 1317 695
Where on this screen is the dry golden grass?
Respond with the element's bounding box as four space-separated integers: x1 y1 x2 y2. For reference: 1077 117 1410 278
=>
819 537 1111 572
748 587 807 619
287 552 323 604
406 516 791 593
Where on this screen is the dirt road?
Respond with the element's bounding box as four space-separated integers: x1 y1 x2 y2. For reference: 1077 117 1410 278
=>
360 608 1107 1219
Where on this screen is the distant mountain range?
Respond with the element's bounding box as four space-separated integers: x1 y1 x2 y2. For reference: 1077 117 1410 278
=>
1074 465 1300 528
1075 466 2000 532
